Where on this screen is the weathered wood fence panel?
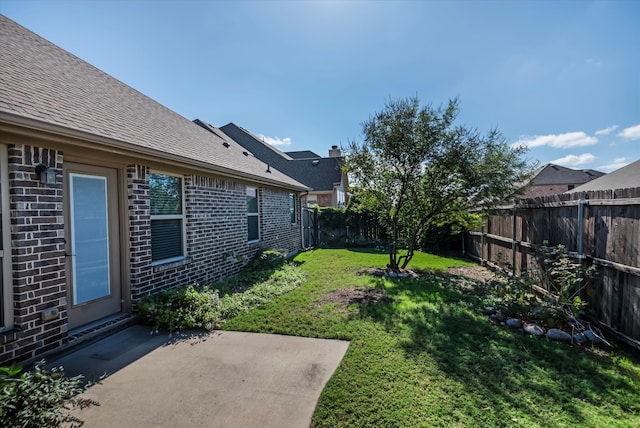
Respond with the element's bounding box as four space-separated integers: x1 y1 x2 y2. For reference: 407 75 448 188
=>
465 186 640 349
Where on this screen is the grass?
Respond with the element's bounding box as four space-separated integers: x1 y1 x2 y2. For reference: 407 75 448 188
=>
225 248 640 427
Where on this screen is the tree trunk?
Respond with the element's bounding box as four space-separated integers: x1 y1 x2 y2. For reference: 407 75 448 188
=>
388 223 400 271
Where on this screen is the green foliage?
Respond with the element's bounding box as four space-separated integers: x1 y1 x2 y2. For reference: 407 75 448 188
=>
488 243 599 328
225 249 640 427
0 361 98 428
345 96 533 271
248 248 286 271
536 242 597 314
138 261 305 332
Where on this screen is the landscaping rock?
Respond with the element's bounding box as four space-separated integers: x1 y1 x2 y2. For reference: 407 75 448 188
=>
523 323 544 336
372 269 385 277
573 333 587 345
485 306 497 315
547 328 572 341
495 310 506 322
506 318 522 329
386 272 398 278
584 329 603 344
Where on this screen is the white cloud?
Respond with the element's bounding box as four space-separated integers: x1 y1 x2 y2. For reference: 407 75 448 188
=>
512 131 597 149
257 134 292 147
551 153 596 167
595 125 618 136
617 124 640 140
599 157 629 172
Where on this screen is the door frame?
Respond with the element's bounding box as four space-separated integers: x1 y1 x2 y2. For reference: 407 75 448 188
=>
64 162 123 329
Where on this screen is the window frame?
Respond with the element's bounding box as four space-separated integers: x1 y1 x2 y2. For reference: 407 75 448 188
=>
246 186 260 243
289 193 297 224
1 145 12 331
149 171 187 265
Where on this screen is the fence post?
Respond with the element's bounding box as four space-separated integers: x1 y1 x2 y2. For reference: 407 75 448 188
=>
512 208 517 276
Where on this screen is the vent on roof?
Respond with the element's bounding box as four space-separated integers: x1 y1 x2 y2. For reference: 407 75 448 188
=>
266 163 271 173
243 151 249 156
223 142 230 148
312 160 320 166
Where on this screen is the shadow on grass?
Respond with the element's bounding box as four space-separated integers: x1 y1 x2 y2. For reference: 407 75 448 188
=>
354 273 640 426
345 247 388 255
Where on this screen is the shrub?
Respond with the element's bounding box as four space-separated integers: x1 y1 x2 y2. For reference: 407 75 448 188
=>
0 361 98 428
138 261 306 332
249 248 286 271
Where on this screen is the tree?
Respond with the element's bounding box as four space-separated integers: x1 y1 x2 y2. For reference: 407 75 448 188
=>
345 96 533 271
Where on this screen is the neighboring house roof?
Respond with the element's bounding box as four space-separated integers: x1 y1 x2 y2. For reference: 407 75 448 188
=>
566 159 640 193
0 15 307 191
285 150 321 159
213 122 344 192
530 164 605 185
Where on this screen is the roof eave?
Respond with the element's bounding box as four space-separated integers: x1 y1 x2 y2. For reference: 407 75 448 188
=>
0 112 310 192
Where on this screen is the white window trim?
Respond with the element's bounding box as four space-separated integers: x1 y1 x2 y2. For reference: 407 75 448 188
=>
1 145 13 331
149 171 187 265
247 186 260 243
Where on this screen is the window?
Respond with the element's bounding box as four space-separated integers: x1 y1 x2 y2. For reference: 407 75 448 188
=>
150 172 185 263
289 193 297 224
1 145 12 331
247 187 259 242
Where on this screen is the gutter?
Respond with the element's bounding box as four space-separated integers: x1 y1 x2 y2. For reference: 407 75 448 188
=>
0 112 310 192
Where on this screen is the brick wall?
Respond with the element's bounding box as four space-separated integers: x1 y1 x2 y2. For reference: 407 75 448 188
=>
259 188 302 254
317 193 333 207
128 169 302 300
1 158 302 363
0 145 66 363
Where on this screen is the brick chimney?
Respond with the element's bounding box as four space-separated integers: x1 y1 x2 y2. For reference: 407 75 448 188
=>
329 145 341 158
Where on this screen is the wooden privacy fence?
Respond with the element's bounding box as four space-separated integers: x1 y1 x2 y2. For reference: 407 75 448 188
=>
464 187 640 349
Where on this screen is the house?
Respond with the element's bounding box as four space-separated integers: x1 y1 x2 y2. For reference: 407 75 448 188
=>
202 122 348 208
0 15 308 363
566 159 640 194
522 163 605 198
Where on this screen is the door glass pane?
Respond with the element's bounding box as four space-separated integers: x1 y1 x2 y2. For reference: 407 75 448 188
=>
71 174 110 305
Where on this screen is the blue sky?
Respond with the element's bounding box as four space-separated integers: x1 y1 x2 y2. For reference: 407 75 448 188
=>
2 0 638 172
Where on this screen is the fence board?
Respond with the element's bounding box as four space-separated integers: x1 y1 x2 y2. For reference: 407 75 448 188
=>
465 186 640 348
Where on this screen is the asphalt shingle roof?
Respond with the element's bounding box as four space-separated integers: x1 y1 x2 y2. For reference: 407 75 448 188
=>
285 150 321 159
566 159 640 193
531 164 605 185
217 123 344 192
0 15 306 190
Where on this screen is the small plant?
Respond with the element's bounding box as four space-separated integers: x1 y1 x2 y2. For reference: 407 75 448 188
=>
138 259 306 333
536 242 597 315
0 360 98 428
487 243 603 338
249 248 286 270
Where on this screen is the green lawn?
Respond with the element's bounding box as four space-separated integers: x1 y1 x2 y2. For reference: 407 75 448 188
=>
225 248 640 427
